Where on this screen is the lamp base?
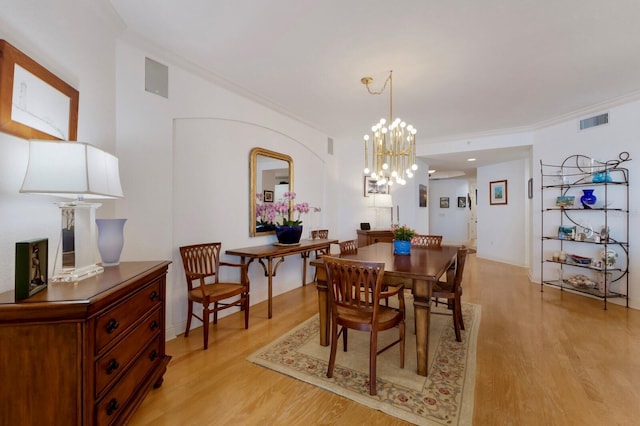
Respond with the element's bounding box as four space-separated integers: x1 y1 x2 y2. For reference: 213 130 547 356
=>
51 264 104 282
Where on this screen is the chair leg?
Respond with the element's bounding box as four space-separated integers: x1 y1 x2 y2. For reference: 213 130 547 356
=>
327 321 339 378
369 330 378 395
244 294 250 329
184 301 193 337
456 295 465 330
203 308 211 350
213 302 218 324
399 321 406 369
342 328 348 352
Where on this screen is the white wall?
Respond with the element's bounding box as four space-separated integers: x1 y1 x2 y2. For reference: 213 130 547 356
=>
477 159 529 266
429 178 471 244
0 1 120 292
532 100 640 308
115 41 334 336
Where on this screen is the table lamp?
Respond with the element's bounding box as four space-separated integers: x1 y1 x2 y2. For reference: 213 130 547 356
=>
20 140 123 281
367 193 393 229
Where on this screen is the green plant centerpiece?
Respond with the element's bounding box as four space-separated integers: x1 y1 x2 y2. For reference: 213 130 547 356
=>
392 224 415 255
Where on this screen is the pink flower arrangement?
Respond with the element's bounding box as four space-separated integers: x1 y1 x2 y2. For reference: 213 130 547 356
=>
256 191 310 227
391 224 416 241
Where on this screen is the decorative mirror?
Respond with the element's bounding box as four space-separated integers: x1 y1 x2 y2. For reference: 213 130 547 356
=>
250 147 294 237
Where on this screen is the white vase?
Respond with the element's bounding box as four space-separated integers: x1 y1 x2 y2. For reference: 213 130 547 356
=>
96 219 127 266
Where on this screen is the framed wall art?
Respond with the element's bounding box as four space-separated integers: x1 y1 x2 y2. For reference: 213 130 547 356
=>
0 39 79 141
419 184 427 207
490 179 508 205
363 176 389 197
263 190 274 202
15 238 48 300
458 196 467 208
440 197 449 208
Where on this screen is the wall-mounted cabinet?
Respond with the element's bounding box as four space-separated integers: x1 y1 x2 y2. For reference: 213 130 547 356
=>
540 153 630 309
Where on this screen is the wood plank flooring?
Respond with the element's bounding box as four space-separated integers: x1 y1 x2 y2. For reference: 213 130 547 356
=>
129 254 640 425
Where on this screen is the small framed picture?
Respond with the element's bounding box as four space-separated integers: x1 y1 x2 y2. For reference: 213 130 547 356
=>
419 184 427 207
440 197 450 208
490 180 508 205
457 196 467 208
363 176 389 197
15 238 48 300
556 195 575 207
263 190 274 202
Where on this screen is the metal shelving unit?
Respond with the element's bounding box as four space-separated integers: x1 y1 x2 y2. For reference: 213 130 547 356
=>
540 152 630 309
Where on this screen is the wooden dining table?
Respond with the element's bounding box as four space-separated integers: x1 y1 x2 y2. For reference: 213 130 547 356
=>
313 242 459 377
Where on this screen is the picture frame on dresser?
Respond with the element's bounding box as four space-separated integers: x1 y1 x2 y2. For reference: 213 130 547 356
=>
15 238 48 300
0 39 79 141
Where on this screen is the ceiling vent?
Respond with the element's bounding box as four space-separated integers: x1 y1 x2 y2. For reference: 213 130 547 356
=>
579 113 608 130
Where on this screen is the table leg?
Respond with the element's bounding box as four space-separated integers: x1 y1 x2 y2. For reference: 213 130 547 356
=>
413 278 431 377
301 251 310 285
267 257 274 319
315 266 329 346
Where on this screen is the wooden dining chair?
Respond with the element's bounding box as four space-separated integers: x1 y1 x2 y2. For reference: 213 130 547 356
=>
311 229 330 257
338 239 358 256
323 256 405 395
179 242 250 350
432 248 468 342
412 234 443 247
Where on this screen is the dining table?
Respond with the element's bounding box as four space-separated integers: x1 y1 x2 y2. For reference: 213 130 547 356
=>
226 238 338 318
313 242 459 377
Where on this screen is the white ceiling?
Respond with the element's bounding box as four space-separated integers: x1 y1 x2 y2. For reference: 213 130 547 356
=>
108 0 640 172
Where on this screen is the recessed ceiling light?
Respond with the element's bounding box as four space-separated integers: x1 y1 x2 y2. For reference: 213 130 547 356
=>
467 158 476 162
428 169 436 174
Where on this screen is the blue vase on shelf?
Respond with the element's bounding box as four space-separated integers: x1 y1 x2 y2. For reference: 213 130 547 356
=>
393 240 411 255
580 189 597 209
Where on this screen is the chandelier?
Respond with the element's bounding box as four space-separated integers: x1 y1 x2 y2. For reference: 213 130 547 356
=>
361 70 417 187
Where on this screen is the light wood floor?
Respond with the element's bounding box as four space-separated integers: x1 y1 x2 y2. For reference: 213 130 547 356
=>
129 254 640 425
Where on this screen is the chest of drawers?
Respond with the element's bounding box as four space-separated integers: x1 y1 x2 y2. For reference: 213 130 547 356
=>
0 261 171 425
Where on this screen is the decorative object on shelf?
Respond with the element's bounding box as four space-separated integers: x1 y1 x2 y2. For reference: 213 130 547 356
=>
600 249 618 267
19 140 124 282
599 226 610 242
558 225 576 240
361 70 418 187
555 195 575 207
15 238 48 300
591 170 612 183
567 253 592 265
489 179 508 205
564 274 597 290
275 225 303 245
96 219 127 266
392 224 415 255
580 189 597 209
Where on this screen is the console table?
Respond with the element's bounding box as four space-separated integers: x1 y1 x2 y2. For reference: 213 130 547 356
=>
357 229 394 247
0 261 171 426
226 238 337 318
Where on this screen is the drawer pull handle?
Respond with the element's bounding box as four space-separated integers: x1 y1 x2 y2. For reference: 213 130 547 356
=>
106 318 120 334
106 398 119 416
149 349 158 361
150 320 159 331
150 290 160 301
106 358 120 375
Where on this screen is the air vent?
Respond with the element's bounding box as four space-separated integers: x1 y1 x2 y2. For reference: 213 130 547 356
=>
579 113 608 130
327 137 334 155
145 57 168 98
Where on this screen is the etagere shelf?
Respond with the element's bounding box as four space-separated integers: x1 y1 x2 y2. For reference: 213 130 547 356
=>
540 152 630 309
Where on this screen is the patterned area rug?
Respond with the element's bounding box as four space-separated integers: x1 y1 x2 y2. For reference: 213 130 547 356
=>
247 299 481 425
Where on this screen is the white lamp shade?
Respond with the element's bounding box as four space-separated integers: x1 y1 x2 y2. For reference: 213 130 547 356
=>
20 140 123 199
367 193 393 208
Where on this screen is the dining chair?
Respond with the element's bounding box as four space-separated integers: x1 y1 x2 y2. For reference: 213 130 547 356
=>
431 247 468 342
323 256 405 395
338 239 358 256
412 234 443 247
179 242 250 350
311 229 330 257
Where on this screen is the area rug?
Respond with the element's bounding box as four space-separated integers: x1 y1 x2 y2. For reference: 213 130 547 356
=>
247 299 481 425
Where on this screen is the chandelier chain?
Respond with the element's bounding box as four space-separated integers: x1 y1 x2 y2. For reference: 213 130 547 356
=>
362 71 392 96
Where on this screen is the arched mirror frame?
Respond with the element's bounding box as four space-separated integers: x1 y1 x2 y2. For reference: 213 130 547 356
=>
250 147 294 237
